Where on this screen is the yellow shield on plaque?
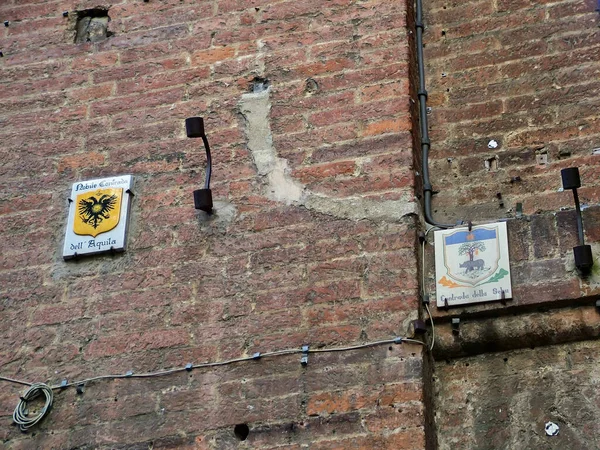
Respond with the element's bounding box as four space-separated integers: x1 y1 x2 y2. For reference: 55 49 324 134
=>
74 188 123 238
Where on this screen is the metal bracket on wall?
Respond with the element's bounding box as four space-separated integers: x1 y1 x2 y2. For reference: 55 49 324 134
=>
516 202 523 219
412 319 428 335
561 167 593 272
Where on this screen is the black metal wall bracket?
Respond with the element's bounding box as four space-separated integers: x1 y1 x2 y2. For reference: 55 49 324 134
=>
412 319 428 335
186 117 213 214
561 167 593 272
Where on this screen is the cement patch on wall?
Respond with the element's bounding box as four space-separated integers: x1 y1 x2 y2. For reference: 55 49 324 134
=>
239 89 418 222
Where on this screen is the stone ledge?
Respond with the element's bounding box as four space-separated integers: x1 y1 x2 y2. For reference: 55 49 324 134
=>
430 303 600 360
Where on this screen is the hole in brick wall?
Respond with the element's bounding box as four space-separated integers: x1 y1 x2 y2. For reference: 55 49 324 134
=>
441 30 446 36
485 157 499 172
75 8 112 43
251 77 270 93
234 424 250 441
558 149 571 159
305 78 319 94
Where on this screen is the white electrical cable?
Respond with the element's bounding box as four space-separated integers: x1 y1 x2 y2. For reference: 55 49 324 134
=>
0 376 32 387
12 383 53 431
2 337 425 393
425 302 435 351
422 225 440 352
1 335 424 431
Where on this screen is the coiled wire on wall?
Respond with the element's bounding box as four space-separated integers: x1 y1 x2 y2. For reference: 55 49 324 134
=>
12 383 54 432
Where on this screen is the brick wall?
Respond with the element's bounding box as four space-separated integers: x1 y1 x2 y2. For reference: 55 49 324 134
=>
0 0 427 448
422 0 600 448
424 0 600 221
421 0 600 323
422 0 600 324
435 340 600 450
2 0 599 448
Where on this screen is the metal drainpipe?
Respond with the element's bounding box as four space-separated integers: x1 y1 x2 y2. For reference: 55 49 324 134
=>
414 0 455 228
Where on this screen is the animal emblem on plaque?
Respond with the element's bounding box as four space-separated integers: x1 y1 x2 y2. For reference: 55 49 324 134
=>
442 227 502 287
435 222 512 306
74 188 122 238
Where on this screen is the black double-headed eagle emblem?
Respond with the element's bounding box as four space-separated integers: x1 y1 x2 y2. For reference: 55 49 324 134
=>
78 193 118 229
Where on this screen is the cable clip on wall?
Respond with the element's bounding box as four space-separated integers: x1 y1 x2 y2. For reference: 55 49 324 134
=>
301 345 309 366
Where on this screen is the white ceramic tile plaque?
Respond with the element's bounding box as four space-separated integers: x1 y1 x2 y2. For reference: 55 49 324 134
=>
434 222 512 307
63 175 133 260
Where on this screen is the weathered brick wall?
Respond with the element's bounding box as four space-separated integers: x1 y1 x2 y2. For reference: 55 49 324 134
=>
421 0 600 350
422 0 600 448
435 340 600 450
421 0 600 323
0 0 427 448
424 0 600 221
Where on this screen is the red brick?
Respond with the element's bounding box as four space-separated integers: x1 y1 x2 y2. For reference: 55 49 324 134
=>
84 329 190 359
363 116 412 136
293 161 356 183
